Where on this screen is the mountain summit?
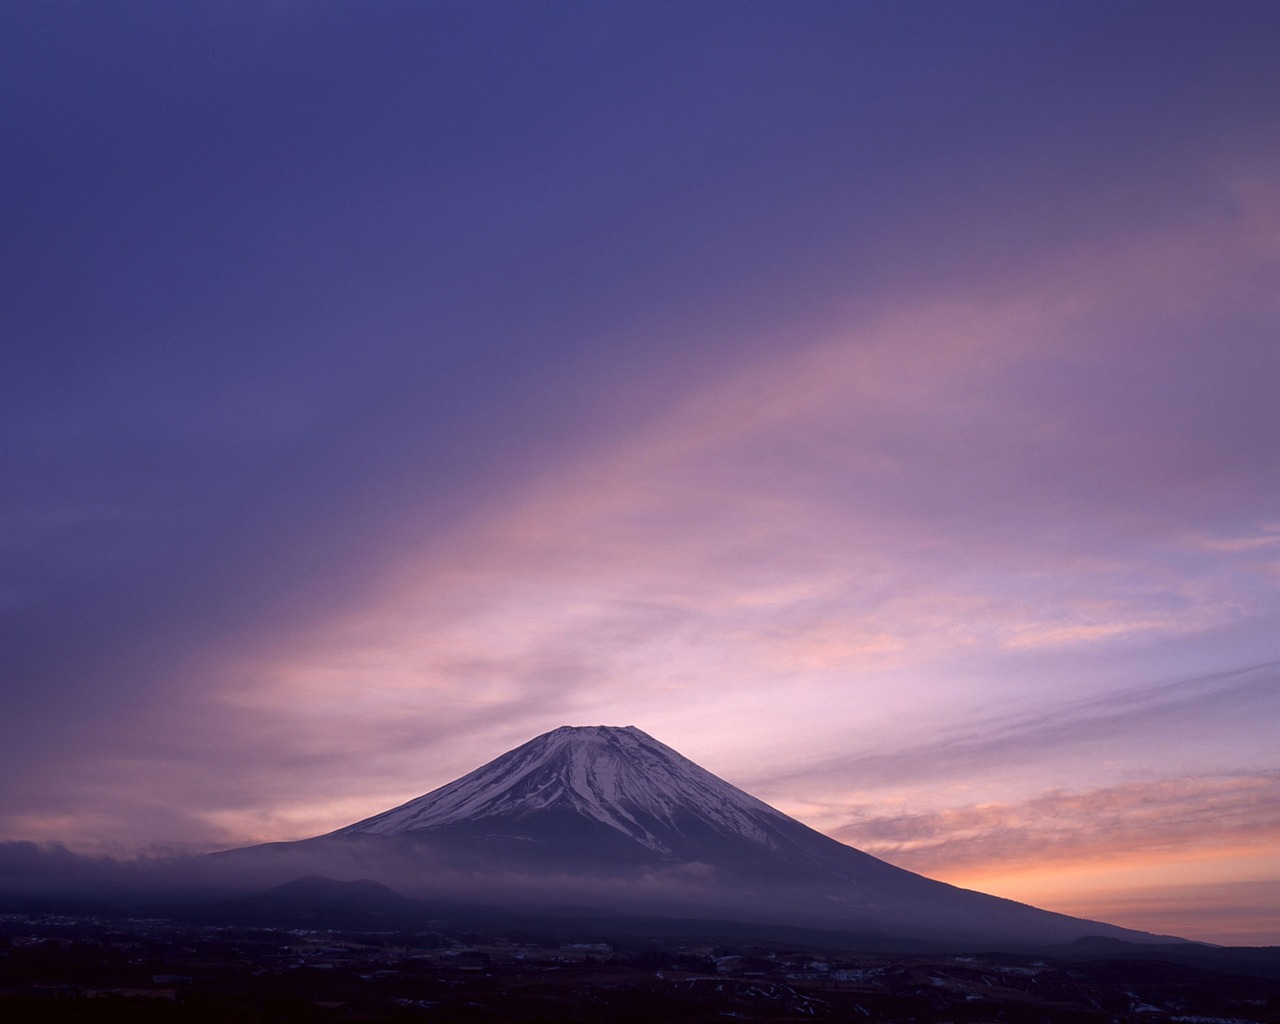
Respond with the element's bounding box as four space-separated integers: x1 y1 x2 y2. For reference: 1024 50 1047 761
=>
331 725 822 869
227 725 1175 948
335 726 773 847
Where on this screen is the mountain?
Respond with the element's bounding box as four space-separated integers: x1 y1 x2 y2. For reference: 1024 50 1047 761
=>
217 725 1179 949
328 724 898 881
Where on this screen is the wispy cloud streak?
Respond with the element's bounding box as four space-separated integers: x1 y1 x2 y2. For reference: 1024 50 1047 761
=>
752 663 1279 798
831 771 1280 870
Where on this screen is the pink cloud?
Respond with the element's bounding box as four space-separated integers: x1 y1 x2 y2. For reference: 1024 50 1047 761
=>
829 771 1280 869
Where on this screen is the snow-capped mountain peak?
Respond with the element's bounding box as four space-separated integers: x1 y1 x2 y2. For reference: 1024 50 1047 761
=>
333 725 791 855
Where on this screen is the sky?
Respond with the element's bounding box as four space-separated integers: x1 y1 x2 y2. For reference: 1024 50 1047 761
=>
1 0 1277 945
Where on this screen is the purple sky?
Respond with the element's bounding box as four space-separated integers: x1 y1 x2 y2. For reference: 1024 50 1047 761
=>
2 1 1277 944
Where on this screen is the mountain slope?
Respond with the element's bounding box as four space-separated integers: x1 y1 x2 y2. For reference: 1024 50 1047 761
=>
334 725 785 853
328 725 899 881
222 725 1179 948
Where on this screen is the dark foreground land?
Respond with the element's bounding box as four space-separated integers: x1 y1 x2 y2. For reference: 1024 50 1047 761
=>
3 907 1278 1024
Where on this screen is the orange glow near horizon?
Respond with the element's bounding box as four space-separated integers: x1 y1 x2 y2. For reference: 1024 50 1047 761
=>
933 847 1280 946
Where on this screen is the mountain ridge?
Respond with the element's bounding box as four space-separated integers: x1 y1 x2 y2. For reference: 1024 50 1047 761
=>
332 725 815 859
212 725 1184 949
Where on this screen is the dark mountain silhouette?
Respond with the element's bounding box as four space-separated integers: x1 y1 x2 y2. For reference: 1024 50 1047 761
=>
215 725 1183 948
